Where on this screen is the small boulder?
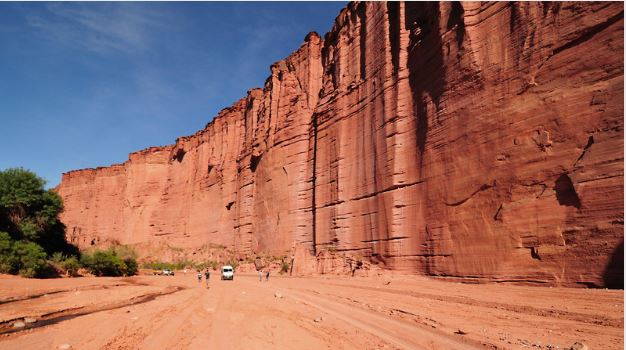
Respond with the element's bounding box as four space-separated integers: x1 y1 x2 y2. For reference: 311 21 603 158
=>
570 342 588 350
313 316 323 323
58 344 72 350
12 321 25 328
274 292 283 299
23 317 37 324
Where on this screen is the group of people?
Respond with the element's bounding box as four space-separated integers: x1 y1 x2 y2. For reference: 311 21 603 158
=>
197 268 211 288
258 270 270 282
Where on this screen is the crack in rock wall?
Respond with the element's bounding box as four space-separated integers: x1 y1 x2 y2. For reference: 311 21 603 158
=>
57 2 624 287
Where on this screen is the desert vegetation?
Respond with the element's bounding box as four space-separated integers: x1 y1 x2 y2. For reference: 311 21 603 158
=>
0 168 78 277
0 168 137 277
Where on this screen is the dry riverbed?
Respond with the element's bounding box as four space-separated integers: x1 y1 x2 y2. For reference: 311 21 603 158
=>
0 273 622 349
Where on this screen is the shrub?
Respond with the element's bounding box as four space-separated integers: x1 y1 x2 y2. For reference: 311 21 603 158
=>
112 245 138 260
0 231 16 273
61 256 80 277
142 259 195 271
123 257 138 276
50 251 65 264
81 249 137 277
280 260 290 274
12 241 47 277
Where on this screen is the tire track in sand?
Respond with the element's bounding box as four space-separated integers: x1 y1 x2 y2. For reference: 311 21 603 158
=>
285 287 483 350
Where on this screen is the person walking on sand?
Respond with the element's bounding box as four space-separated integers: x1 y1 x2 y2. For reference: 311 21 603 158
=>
197 270 202 284
258 270 263 282
265 270 270 282
204 268 210 288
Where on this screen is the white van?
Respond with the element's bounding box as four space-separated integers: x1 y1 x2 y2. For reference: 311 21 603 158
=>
221 265 234 280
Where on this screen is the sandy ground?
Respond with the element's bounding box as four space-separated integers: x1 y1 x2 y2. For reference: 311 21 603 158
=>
0 273 622 350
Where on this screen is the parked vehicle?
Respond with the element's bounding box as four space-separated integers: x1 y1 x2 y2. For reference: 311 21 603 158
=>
221 265 234 280
154 269 175 276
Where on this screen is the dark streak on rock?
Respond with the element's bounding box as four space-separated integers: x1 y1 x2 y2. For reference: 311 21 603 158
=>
573 135 595 166
444 183 494 206
552 10 624 56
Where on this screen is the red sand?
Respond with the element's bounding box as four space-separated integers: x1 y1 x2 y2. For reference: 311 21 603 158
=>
0 273 622 349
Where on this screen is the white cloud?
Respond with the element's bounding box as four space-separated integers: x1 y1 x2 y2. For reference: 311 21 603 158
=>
23 3 171 55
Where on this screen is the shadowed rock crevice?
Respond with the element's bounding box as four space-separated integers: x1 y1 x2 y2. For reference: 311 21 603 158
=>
405 2 445 166
554 174 581 209
387 2 400 76
446 1 465 48
603 240 624 289
250 154 262 172
311 112 319 256
173 149 185 163
358 2 367 81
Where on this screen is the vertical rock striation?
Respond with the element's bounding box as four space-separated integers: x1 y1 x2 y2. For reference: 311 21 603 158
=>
57 2 624 287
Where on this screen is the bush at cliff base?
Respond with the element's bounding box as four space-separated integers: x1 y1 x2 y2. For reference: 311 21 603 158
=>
0 168 80 277
0 231 48 277
80 249 138 277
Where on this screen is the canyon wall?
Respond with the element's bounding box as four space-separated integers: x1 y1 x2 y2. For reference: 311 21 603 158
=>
57 2 624 287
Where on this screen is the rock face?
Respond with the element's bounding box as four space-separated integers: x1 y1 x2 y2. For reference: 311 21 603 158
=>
57 2 624 287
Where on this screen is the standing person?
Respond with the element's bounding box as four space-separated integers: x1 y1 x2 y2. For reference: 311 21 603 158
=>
265 270 270 282
197 270 202 284
204 268 210 288
258 270 262 282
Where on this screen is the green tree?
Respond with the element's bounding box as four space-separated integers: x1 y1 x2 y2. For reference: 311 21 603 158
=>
0 168 78 257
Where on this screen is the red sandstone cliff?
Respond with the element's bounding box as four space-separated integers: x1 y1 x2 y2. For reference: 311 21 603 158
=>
57 2 624 287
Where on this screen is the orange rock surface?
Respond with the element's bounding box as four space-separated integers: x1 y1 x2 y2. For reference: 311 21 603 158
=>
57 2 624 287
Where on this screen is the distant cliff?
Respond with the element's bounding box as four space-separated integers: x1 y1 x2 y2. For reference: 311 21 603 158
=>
58 2 624 287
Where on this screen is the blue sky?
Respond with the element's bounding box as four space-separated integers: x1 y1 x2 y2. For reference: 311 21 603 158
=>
0 2 346 188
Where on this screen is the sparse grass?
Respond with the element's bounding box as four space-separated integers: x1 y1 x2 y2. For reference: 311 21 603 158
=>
167 245 184 253
280 260 290 274
142 259 194 271
111 245 138 260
